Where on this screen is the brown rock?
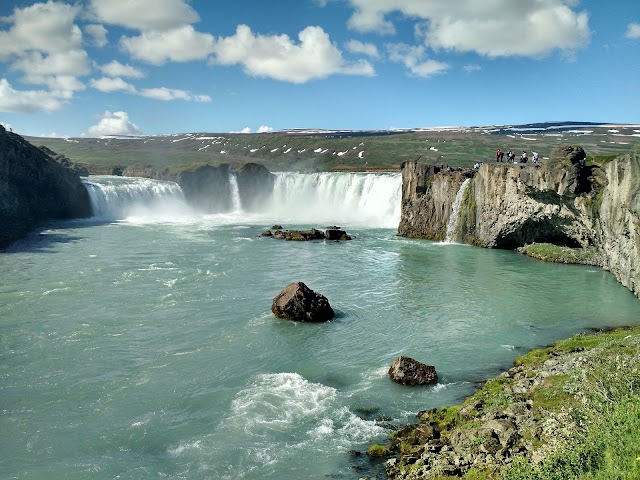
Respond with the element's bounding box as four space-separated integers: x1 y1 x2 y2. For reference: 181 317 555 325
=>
388 356 438 385
271 282 334 322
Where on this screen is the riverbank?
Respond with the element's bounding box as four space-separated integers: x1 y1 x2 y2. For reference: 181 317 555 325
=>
371 325 640 479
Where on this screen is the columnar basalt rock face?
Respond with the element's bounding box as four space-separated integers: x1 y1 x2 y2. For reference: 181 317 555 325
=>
235 162 275 212
398 147 640 298
397 162 472 240
177 164 232 213
597 152 640 296
0 126 92 249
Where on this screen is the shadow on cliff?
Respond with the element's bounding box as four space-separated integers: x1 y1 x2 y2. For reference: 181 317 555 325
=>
0 219 102 254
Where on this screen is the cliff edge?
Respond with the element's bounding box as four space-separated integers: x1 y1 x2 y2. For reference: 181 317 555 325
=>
398 147 640 297
0 126 92 249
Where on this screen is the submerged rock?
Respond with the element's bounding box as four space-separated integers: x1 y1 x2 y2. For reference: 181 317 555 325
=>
271 282 334 322
388 356 438 385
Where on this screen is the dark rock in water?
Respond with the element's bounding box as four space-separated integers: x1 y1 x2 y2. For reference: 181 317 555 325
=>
271 228 326 241
325 228 352 241
0 126 92 249
178 164 232 213
235 162 275 212
388 356 438 385
271 281 334 322
260 230 273 237
271 224 283 230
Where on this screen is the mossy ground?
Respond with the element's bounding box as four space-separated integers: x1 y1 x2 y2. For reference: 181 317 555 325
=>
377 326 640 479
518 243 603 266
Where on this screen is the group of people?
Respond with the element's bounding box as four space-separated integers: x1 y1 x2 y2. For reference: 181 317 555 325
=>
496 149 538 164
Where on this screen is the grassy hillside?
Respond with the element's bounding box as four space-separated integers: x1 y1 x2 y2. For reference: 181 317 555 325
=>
25 122 640 173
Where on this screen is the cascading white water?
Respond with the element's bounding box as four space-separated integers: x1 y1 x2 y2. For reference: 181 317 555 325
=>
444 178 471 243
228 172 242 212
265 172 402 228
83 172 402 228
83 175 192 221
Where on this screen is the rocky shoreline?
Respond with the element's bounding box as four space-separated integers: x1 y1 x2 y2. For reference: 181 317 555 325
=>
368 326 640 479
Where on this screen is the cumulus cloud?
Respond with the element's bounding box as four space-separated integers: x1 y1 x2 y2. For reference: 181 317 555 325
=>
139 87 211 102
90 77 136 93
98 60 144 79
88 110 141 136
121 25 215 64
212 25 374 83
345 39 380 58
387 44 449 77
0 1 83 60
347 0 591 57
626 23 640 39
0 2 89 105
257 125 274 133
0 78 65 113
88 0 199 31
84 24 108 47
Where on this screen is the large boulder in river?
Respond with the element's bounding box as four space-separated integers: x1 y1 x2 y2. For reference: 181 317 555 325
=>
389 356 438 385
271 282 334 322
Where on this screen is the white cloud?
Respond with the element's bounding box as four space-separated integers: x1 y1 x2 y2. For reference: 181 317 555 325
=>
345 39 380 58
84 24 108 47
626 23 640 39
98 60 144 79
140 87 211 102
347 0 591 57
90 77 136 93
88 0 199 31
463 64 482 72
88 110 141 136
1 122 13 131
0 78 65 113
12 50 91 79
121 25 215 65
387 43 449 77
212 25 374 83
257 125 274 133
0 1 83 60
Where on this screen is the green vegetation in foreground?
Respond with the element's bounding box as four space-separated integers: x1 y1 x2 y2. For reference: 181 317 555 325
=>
24 125 640 173
517 243 603 266
503 327 640 480
381 326 640 479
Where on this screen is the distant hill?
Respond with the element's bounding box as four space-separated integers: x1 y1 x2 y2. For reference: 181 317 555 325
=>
25 121 640 172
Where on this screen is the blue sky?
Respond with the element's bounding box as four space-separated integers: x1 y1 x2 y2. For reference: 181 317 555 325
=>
0 0 638 137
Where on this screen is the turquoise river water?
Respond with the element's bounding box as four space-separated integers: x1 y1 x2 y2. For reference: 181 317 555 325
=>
1 173 638 479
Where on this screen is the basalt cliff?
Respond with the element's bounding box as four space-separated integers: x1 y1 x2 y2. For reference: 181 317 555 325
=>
398 146 640 297
0 125 91 249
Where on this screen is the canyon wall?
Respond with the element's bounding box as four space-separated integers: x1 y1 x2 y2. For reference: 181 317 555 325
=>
0 125 91 249
398 147 640 297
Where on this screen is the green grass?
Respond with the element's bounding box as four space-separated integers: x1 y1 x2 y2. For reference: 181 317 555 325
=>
25 125 640 173
518 243 603 265
502 327 640 480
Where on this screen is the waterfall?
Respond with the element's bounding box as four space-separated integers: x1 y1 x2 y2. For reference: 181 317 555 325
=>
228 172 242 212
264 172 402 228
83 172 402 228
444 178 471 243
83 176 191 221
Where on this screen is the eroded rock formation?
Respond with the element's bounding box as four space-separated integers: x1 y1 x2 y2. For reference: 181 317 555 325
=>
397 146 640 297
0 126 91 249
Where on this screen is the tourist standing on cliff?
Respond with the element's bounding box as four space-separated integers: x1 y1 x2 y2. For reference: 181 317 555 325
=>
532 152 539 163
496 149 505 162
521 151 528 163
